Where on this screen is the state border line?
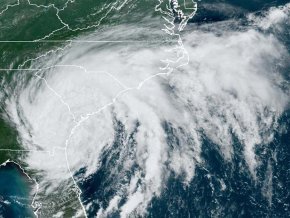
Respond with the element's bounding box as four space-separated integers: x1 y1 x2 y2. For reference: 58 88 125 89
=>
0 40 178 43
0 0 197 217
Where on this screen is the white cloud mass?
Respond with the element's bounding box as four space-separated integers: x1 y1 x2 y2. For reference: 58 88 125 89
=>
5 4 290 217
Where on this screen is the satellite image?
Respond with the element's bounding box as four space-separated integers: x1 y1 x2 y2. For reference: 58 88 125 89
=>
0 0 289 217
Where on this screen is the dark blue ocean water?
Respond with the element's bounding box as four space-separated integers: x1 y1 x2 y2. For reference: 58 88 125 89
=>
0 0 288 217
146 112 290 217
76 1 290 217
77 112 290 217
191 0 290 23
0 162 35 218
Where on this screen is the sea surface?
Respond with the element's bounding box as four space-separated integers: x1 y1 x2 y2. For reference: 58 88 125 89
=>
0 162 35 217
0 0 289 217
